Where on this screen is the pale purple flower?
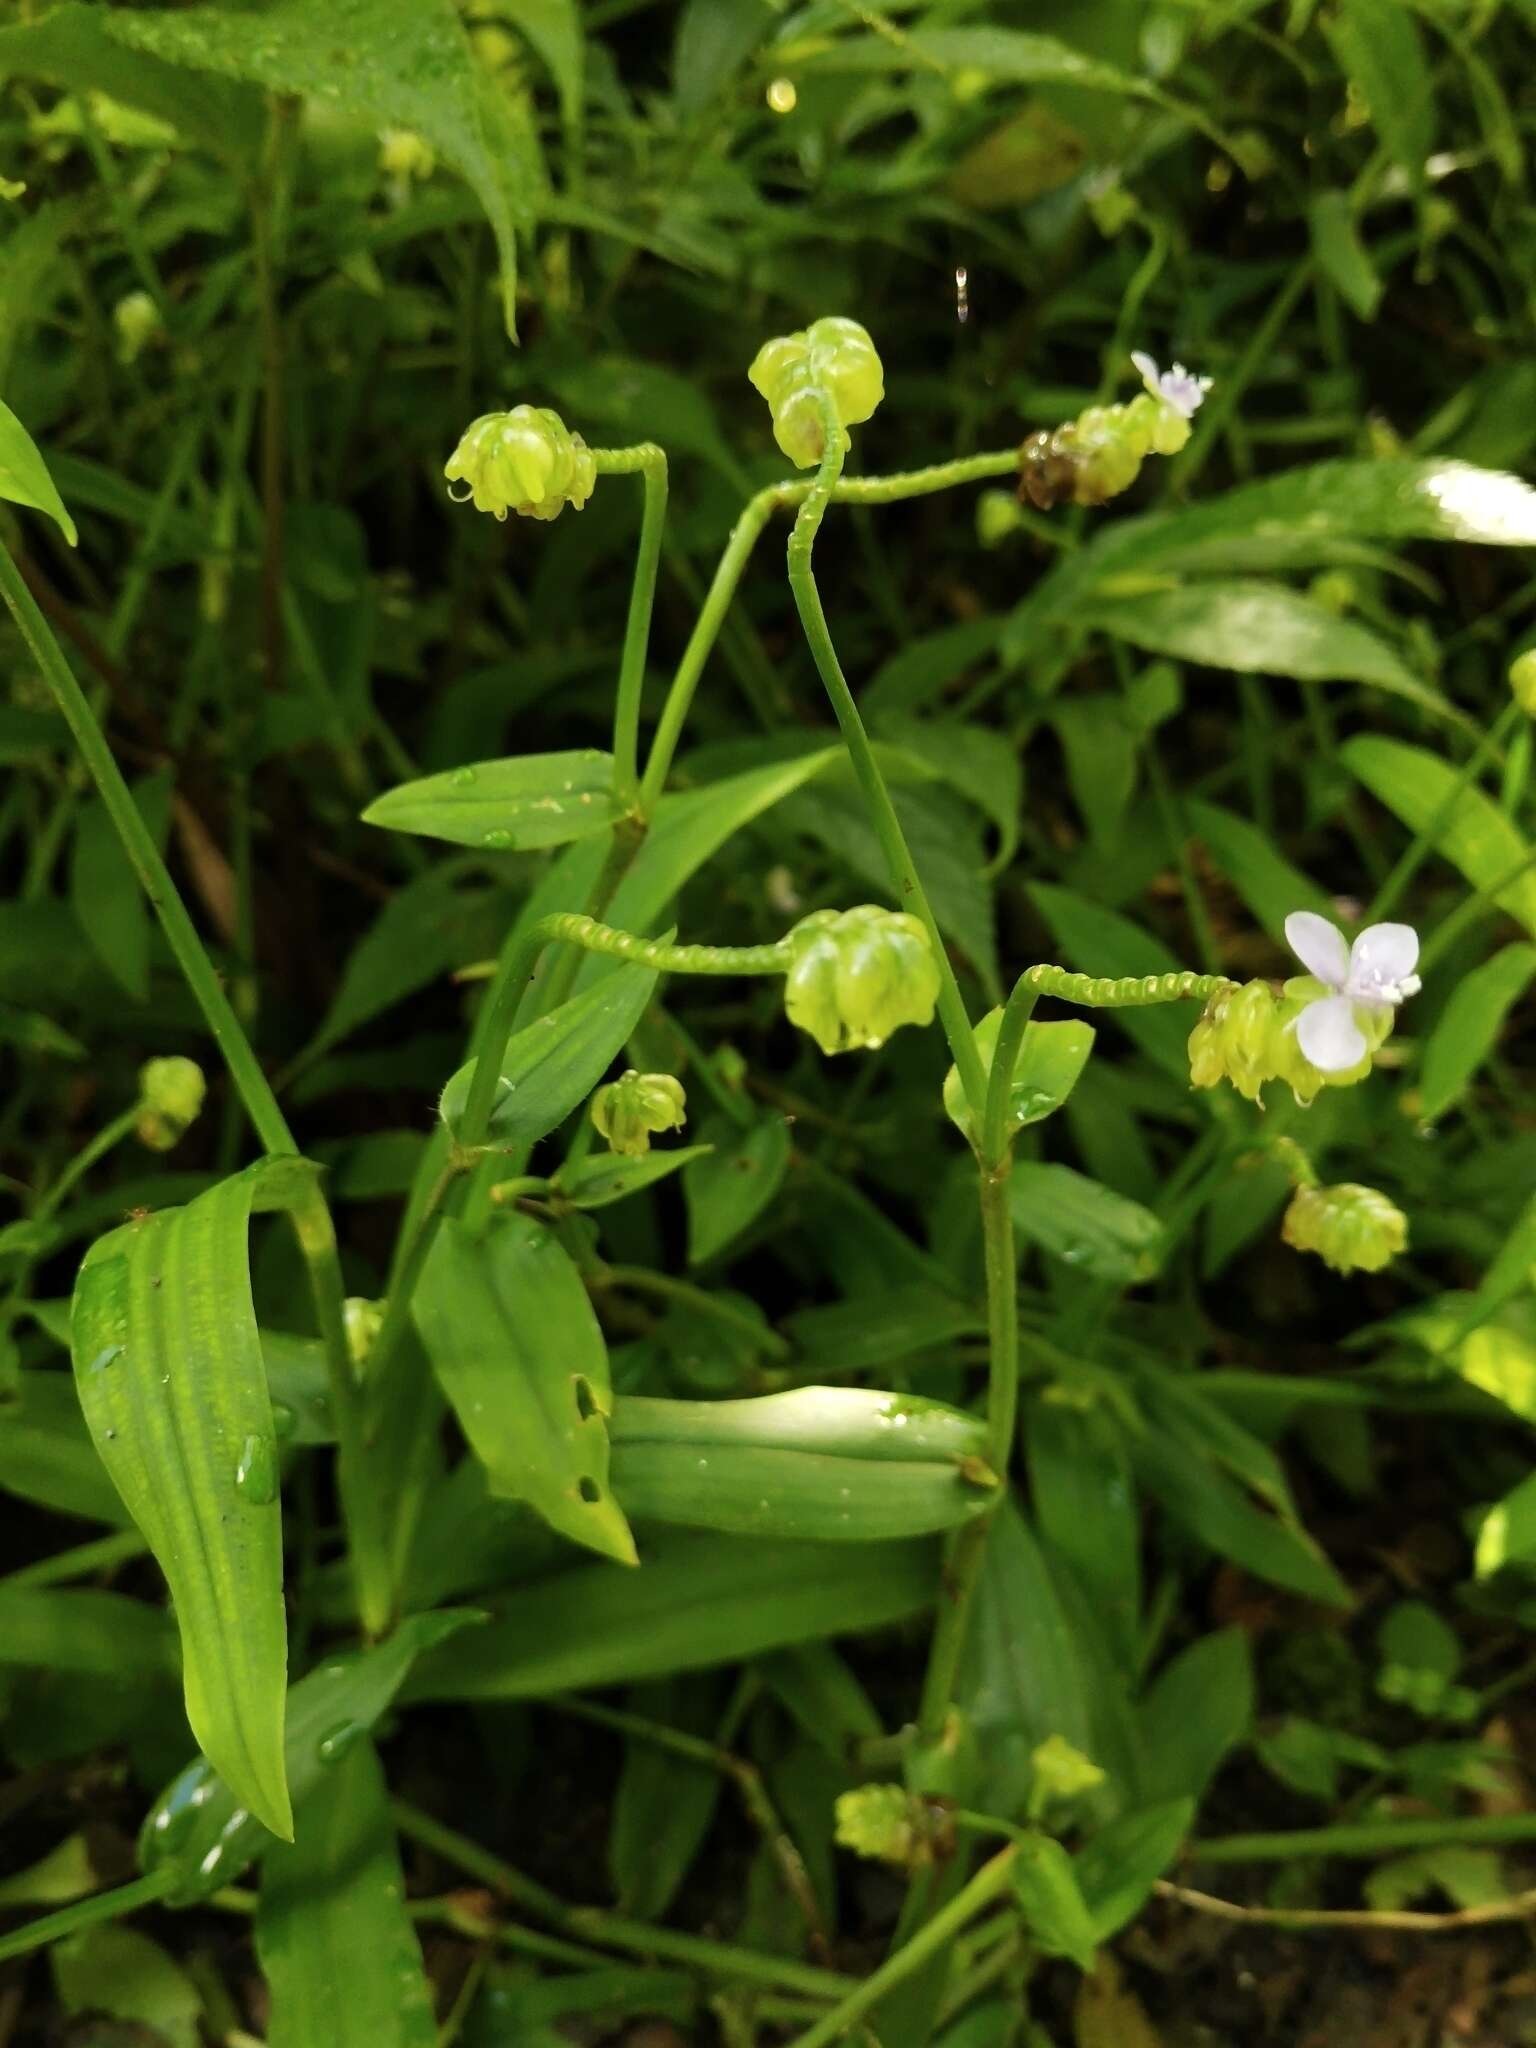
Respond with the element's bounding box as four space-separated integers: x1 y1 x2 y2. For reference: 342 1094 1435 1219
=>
1284 912 1421 1073
1130 350 1212 419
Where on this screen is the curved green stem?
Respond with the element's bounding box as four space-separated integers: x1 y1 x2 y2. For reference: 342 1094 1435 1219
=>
593 444 668 813
783 1847 1018 2048
455 911 794 1153
0 541 295 1158
637 450 1020 817
784 395 989 1121
0 1868 178 1964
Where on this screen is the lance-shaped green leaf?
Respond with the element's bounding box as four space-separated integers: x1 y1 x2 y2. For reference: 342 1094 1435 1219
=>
256 1738 435 2048
70 1158 329 1839
413 1213 636 1566
684 1112 791 1265
554 1143 713 1211
1418 942 1536 1123
406 1530 938 1701
609 1387 996 1542
140 1609 479 1904
438 953 659 1143
1342 735 1536 938
362 749 617 852
0 397 77 546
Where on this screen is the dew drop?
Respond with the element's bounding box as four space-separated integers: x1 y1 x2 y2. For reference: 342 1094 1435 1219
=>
450 765 477 786
316 1720 362 1766
482 828 513 849
270 1400 297 1441
235 1433 277 1505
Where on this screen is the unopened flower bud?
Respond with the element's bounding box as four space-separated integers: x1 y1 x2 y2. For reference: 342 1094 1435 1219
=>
1281 1181 1408 1274
114 290 161 365
976 488 1024 548
590 1071 687 1157
444 405 596 522
378 127 436 189
1019 352 1210 510
1187 980 1285 1102
135 1057 205 1151
783 905 940 1056
1029 1734 1105 1807
344 1296 385 1368
748 316 884 467
833 1784 952 1870
1510 649 1536 717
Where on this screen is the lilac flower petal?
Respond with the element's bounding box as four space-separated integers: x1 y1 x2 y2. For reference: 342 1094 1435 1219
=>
1130 349 1161 394
1284 911 1350 989
1350 922 1420 990
1296 994 1368 1072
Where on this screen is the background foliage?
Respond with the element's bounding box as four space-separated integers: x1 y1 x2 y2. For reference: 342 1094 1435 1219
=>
3 1 1536 2043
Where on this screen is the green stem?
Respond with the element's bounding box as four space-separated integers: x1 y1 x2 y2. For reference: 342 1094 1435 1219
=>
390 1800 850 2001
32 1106 141 1227
0 542 295 1158
637 450 1020 817
1192 1812 1536 1863
286 1178 392 1636
593 445 668 814
783 1847 1017 2048
784 394 988 1121
456 912 792 1154
0 1869 178 1964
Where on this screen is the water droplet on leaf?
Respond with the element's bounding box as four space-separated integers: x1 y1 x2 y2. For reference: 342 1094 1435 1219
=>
234 1433 277 1504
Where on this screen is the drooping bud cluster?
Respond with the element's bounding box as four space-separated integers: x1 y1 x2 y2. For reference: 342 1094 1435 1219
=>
589 1071 687 1157
747 316 885 468
1187 977 1394 1106
833 1784 953 1870
1019 351 1210 509
444 406 596 522
135 1057 206 1152
1511 648 1536 717
783 905 940 1056
1281 1182 1408 1274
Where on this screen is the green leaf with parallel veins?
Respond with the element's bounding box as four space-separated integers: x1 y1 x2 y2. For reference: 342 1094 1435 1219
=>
1187 798 1334 940
1075 1799 1194 1941
139 1609 480 1904
405 1530 938 1701
1419 942 1536 1123
555 1144 714 1211
438 951 659 1142
1011 1832 1099 1971
413 1212 636 1566
103 0 534 336
1087 581 1449 717
70 1158 334 1840
1309 190 1382 320
1341 735 1536 938
361 750 617 851
684 1112 791 1264
1011 1164 1161 1287
257 1739 435 2048
0 397 77 545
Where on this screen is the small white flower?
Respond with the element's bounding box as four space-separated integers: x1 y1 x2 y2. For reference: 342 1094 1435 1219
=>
1130 350 1213 419
1284 911 1421 1073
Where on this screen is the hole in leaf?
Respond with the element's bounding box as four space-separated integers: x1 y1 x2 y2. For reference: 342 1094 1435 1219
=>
578 1476 602 1504
573 1376 599 1422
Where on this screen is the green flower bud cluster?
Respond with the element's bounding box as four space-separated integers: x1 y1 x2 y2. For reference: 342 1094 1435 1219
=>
444 406 596 522
1187 978 1392 1107
590 1070 687 1157
1511 648 1536 717
344 1296 385 1368
747 316 884 468
1019 391 1191 510
1281 1181 1408 1275
1376 1662 1478 1720
783 905 940 1056
833 1784 953 1870
135 1057 206 1152
1029 1734 1106 1809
